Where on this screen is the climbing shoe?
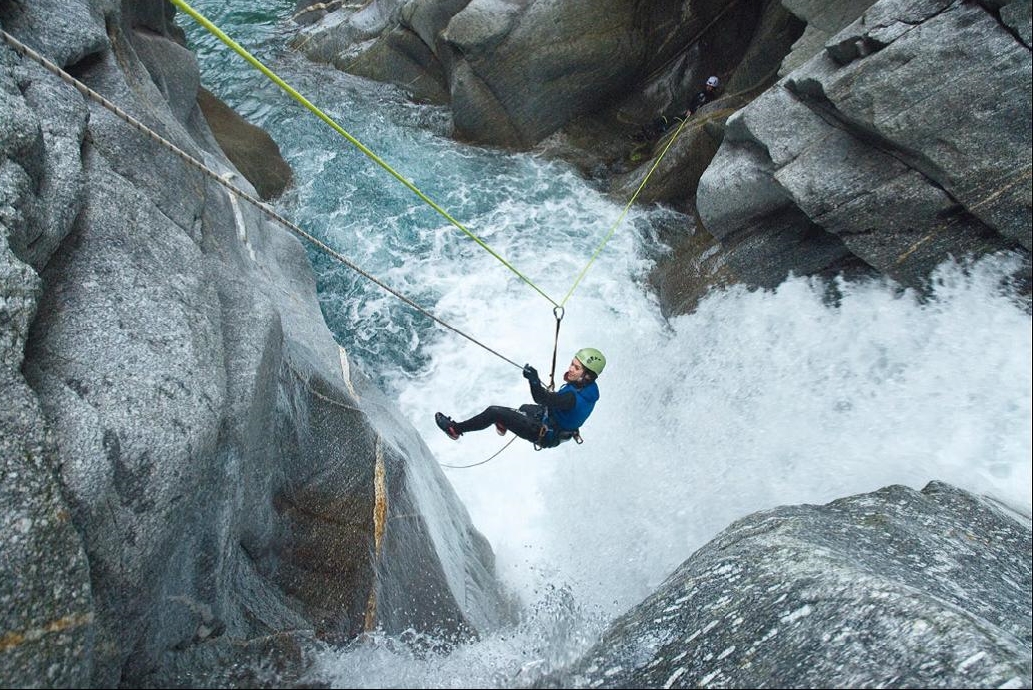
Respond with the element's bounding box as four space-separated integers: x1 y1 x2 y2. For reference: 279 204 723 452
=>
495 421 507 436
435 412 461 440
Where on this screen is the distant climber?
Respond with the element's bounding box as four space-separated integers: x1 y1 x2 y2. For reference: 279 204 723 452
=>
435 348 606 449
686 75 720 116
631 75 721 154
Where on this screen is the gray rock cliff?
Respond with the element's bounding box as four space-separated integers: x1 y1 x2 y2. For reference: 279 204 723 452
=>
546 481 1032 689
696 0 1031 298
1 1 510 687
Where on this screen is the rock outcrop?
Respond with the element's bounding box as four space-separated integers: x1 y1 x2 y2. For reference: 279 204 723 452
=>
289 0 780 149
695 0 1031 297
0 1 510 687
547 481 1032 689
197 86 292 200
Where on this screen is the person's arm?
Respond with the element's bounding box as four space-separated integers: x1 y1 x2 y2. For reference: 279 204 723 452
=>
523 365 576 410
686 91 705 116
530 381 576 410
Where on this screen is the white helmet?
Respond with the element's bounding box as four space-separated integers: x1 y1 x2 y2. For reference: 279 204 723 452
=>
706 76 720 88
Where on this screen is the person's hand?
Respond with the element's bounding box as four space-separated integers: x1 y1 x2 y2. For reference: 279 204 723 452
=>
522 364 540 384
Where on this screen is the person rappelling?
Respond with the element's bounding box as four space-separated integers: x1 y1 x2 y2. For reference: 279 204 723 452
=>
435 348 606 450
685 75 720 116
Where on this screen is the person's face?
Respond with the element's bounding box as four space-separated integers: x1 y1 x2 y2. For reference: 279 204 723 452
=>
564 358 586 383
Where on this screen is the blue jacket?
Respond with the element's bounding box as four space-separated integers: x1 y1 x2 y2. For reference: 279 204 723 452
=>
529 378 599 432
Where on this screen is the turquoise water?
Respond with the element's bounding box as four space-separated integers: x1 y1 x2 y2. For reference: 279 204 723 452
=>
178 3 1032 686
180 1 661 381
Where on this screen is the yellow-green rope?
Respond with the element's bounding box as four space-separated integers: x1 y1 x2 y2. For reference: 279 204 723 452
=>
171 0 698 315
169 0 560 308
0 25 525 371
559 115 690 307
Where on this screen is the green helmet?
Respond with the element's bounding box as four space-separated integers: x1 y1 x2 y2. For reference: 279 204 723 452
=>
575 347 606 376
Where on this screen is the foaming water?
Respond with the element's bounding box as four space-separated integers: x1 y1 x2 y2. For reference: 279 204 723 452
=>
403 254 1032 609
309 254 1032 688
179 4 1032 687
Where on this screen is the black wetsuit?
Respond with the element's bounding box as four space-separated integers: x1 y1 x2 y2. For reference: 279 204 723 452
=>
454 375 599 446
687 86 715 115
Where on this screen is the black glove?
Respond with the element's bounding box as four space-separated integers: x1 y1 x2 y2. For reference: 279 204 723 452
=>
522 364 540 385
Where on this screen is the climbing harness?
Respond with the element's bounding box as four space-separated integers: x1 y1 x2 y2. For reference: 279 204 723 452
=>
534 421 582 452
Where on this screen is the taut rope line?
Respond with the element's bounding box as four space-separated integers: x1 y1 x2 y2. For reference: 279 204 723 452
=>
0 27 523 371
169 0 702 314
558 113 692 307
169 0 561 309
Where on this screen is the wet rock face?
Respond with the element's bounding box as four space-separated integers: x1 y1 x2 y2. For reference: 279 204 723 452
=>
552 481 1032 689
697 0 1031 293
2 0 509 686
290 0 645 147
288 0 774 148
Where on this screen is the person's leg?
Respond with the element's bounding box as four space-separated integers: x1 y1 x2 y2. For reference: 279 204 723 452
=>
455 405 542 442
